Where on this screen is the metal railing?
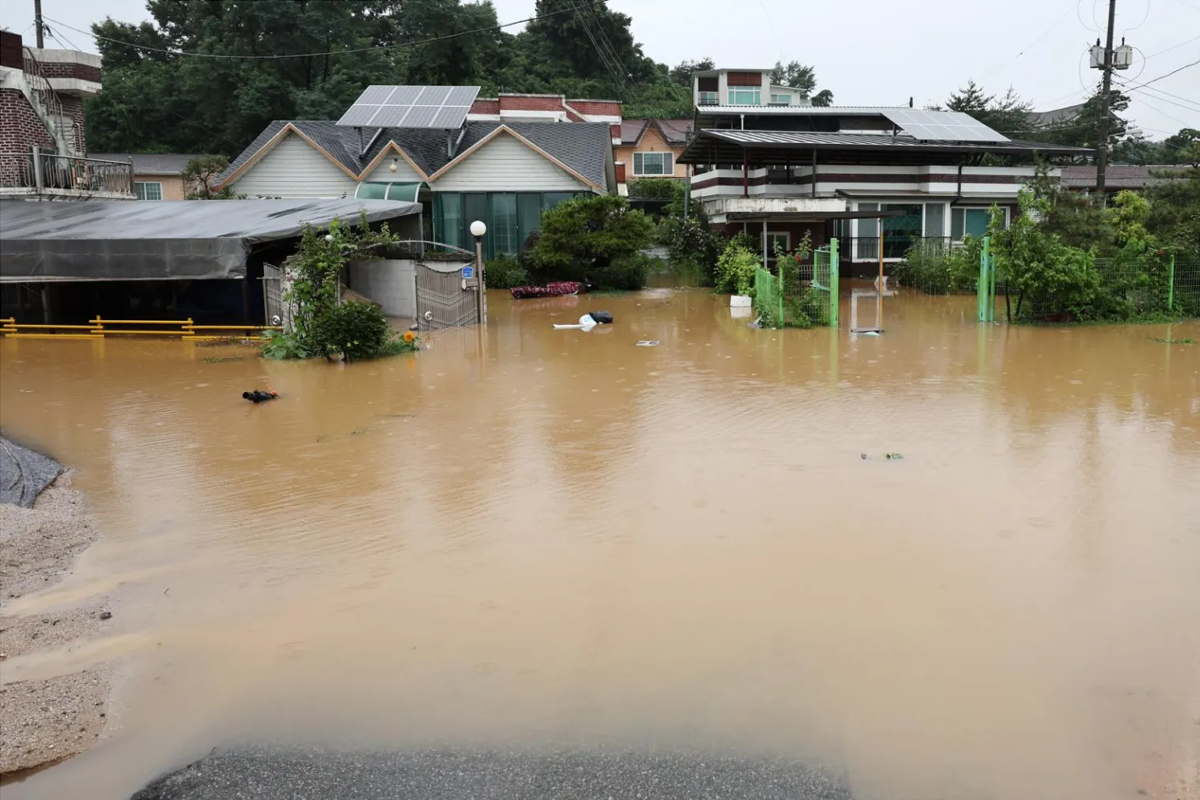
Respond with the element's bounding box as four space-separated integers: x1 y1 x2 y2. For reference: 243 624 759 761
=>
0 318 282 340
21 46 78 155
841 235 956 261
0 148 135 197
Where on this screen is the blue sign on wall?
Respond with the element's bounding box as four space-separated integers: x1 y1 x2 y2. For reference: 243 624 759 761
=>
462 266 475 279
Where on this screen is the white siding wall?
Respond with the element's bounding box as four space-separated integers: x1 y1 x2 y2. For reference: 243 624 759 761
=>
231 133 358 198
434 133 589 192
363 151 424 183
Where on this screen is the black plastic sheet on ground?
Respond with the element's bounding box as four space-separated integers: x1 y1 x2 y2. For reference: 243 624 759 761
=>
0 436 62 508
0 198 421 282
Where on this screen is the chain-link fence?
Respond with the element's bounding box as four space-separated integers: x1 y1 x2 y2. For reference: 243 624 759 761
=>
1010 254 1200 323
753 239 839 329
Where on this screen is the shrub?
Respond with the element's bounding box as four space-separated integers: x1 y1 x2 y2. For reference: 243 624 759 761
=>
527 194 654 290
599 253 653 291
310 301 392 361
483 254 530 289
895 236 981 295
715 240 761 296
261 330 311 360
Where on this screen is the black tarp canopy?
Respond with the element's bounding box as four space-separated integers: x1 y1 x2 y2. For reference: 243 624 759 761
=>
0 198 421 282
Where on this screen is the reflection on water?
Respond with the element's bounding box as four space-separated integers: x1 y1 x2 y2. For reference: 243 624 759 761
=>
1 288 1198 800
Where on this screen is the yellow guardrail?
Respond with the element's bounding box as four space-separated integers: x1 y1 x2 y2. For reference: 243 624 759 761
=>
0 317 281 340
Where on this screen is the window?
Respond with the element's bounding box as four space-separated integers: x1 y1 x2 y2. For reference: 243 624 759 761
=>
951 207 1002 240
633 152 673 176
436 192 463 249
135 181 163 201
924 202 946 238
490 193 519 256
770 94 792 105
764 232 790 262
727 87 761 105
698 90 718 105
854 202 923 259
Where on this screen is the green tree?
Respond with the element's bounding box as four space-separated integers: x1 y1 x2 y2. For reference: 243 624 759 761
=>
669 57 714 87
769 60 833 105
1144 140 1200 260
182 154 233 198
527 195 654 289
944 81 1032 139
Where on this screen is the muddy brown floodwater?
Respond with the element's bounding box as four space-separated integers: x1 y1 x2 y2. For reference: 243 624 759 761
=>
1 287 1198 800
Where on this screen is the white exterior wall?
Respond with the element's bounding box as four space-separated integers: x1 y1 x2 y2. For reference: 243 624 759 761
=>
434 132 590 192
231 133 358 198
363 152 424 183
347 259 417 318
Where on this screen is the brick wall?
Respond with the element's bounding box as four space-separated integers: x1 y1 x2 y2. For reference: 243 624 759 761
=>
566 100 622 117
0 88 55 185
40 61 102 84
59 94 86 155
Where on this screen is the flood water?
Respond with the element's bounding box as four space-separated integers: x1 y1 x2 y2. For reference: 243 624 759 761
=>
1 287 1198 800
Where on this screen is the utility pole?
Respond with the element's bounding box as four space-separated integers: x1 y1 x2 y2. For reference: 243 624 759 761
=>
33 0 44 48
1095 0 1117 196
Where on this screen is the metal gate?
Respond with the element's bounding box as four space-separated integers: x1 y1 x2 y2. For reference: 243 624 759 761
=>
415 259 480 329
261 262 291 329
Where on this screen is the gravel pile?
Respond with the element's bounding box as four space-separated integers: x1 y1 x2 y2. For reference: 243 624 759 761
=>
0 470 110 776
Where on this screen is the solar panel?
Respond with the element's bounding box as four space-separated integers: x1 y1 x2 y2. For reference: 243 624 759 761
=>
881 109 1008 142
336 85 481 129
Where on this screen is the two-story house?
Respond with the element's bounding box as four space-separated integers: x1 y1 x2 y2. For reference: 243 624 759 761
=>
0 31 133 200
681 68 1088 274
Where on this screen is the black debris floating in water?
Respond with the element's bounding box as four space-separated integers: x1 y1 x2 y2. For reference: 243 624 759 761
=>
242 390 279 403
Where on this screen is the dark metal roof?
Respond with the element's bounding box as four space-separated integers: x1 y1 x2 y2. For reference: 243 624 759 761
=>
219 121 612 190
1059 164 1185 189
678 128 1090 166
654 119 692 145
620 119 649 145
90 153 205 175
0 198 420 282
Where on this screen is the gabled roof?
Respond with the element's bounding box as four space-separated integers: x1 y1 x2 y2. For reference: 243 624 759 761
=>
654 119 692 145
90 153 205 175
218 121 611 191
619 119 650 145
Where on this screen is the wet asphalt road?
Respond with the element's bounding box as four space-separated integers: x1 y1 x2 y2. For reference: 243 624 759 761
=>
130 748 854 800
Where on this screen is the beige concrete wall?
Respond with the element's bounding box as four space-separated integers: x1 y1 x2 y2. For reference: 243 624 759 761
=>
133 175 187 200
615 125 687 180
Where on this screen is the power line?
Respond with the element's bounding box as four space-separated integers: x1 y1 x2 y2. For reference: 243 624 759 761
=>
1132 93 1197 126
980 0 1077 79
1121 56 1200 90
1125 84 1200 112
1142 32 1200 58
43 1 609 61
570 0 625 88
1118 76 1200 108
582 0 631 85
1122 0 1152 33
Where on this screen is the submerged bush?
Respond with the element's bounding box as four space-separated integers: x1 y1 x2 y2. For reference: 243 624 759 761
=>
484 254 530 289
895 236 981 295
310 301 392 362
715 240 760 296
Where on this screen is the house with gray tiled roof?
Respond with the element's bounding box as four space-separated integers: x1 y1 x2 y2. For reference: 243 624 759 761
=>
216 110 616 259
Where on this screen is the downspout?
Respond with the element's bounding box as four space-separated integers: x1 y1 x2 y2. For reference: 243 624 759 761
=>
742 151 749 198
956 164 963 202
811 151 818 198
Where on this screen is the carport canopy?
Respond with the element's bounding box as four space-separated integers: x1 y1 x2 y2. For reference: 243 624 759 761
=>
0 198 421 283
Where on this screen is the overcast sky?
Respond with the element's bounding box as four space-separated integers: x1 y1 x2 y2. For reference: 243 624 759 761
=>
3 0 1197 139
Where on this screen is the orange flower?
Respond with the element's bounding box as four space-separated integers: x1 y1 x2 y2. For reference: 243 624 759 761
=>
403 331 415 343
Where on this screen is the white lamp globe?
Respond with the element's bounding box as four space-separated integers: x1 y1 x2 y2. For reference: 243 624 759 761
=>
324 234 334 243
469 220 487 238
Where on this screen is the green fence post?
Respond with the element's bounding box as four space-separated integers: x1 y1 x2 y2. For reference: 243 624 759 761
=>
978 236 991 323
829 238 840 328
1168 255 1175 312
988 249 997 323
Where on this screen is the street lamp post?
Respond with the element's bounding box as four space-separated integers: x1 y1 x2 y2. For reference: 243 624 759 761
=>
469 220 487 325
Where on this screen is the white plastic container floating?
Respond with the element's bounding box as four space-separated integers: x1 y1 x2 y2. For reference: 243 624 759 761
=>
730 306 751 319
730 294 752 308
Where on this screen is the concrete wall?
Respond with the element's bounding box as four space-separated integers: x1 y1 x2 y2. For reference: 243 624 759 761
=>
435 131 588 192
232 132 358 198
347 259 417 319
615 124 687 180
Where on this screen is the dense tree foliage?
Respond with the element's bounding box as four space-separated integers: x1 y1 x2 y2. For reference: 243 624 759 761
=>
85 0 833 155
770 61 833 107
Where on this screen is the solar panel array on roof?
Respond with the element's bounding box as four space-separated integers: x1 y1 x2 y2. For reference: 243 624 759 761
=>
336 85 481 129
880 109 1008 142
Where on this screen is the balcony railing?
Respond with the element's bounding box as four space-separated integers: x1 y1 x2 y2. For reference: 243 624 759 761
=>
841 236 957 262
0 148 135 198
